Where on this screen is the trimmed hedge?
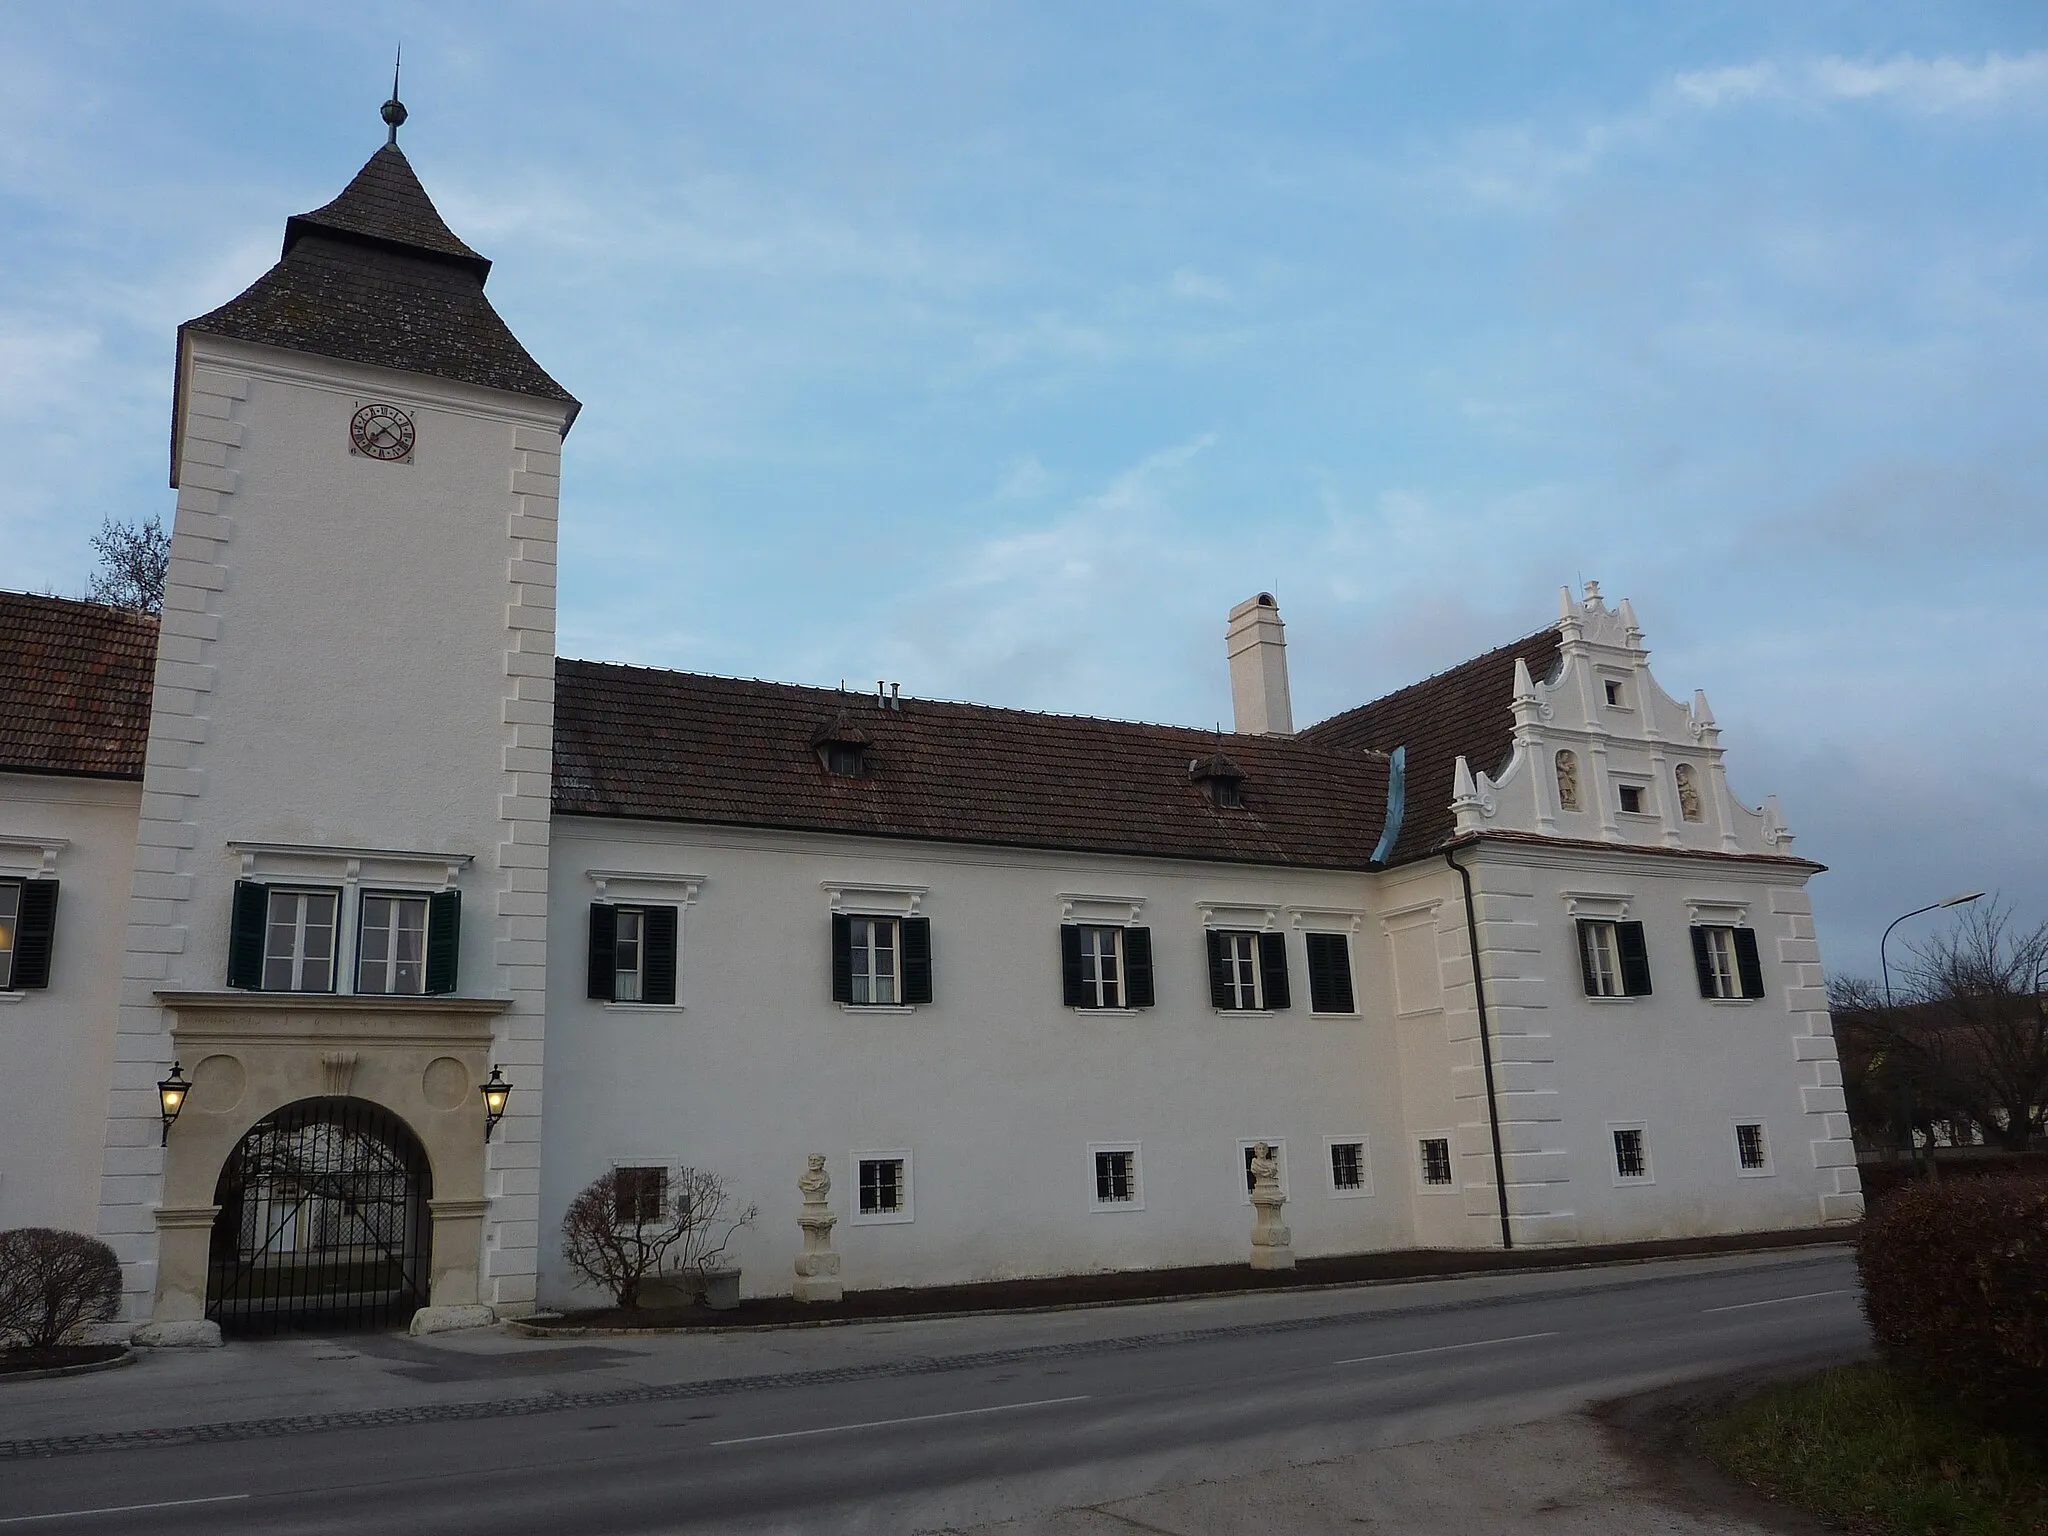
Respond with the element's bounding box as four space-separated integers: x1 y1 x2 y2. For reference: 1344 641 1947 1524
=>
1858 1176 2048 1427
1859 1151 2048 1205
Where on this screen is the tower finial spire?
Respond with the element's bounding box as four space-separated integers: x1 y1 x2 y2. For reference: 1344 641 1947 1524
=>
381 45 408 146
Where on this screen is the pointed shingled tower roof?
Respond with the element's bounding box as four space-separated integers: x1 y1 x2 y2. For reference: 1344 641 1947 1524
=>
282 144 491 279
181 129 576 421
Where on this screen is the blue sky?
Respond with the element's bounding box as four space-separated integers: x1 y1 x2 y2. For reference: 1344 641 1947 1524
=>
5 2 2045 976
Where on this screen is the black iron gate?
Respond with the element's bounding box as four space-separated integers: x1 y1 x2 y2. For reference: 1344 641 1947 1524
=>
207 1097 434 1335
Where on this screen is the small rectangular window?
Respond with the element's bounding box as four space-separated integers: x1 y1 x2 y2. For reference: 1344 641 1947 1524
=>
1613 1127 1650 1180
0 882 17 991
263 888 339 993
1617 784 1645 814
1095 1150 1136 1203
858 1156 907 1217
1735 1122 1770 1172
1604 679 1624 706
1079 924 1123 1008
849 916 899 1006
612 1166 668 1225
1418 1137 1454 1188
357 893 429 995
1329 1140 1366 1193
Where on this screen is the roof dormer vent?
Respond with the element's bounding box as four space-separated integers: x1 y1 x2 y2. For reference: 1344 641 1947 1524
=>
811 709 873 779
1189 751 1247 810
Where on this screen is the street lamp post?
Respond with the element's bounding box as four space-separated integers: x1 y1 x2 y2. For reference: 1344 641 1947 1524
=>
1878 891 1986 1177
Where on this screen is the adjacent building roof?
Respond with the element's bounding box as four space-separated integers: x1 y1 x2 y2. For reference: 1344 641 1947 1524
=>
0 593 159 780
1300 628 1564 865
183 145 575 408
553 662 1395 870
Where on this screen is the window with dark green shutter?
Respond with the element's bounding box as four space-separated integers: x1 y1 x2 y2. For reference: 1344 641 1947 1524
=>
1123 926 1155 1008
1693 924 1762 1000
1257 932 1290 1010
833 914 929 1006
232 881 340 993
901 916 933 1006
590 903 680 1004
642 906 680 1005
2 880 59 991
424 889 460 995
1305 932 1355 1014
1580 919 1652 998
1209 929 1278 1010
588 902 619 1001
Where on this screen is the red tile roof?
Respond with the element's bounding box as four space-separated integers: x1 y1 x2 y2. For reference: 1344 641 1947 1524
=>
0 592 159 780
553 661 1395 869
1299 628 1564 866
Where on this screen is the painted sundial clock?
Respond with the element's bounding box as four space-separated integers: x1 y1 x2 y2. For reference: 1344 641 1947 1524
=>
349 401 416 462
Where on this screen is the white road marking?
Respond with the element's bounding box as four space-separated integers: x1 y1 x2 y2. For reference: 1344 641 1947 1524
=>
1705 1288 1855 1313
0 1494 251 1525
711 1393 1091 1447
1334 1330 1559 1365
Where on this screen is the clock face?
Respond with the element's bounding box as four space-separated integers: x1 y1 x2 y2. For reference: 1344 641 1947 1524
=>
350 402 416 462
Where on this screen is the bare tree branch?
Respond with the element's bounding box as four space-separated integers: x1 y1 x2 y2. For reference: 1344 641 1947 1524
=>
84 515 170 615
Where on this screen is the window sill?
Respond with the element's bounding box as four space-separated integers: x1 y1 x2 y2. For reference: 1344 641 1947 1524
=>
846 1211 914 1225
840 1004 917 1015
1611 1176 1657 1189
1309 1010 1360 1020
1070 1006 1140 1015
0 991 25 1005
1090 1201 1146 1213
1328 1186 1374 1199
1584 994 1640 1004
1736 1167 1777 1179
603 1001 685 1013
1704 996 1760 1006
1214 1008 1276 1018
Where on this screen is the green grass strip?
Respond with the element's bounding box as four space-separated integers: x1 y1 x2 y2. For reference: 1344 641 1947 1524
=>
1702 1362 2048 1536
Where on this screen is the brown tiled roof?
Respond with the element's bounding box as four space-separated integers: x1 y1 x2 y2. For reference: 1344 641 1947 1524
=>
1299 628 1564 866
0 593 158 780
553 662 1395 869
184 145 575 407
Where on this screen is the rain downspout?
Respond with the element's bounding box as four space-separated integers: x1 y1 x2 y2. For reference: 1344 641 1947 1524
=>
1445 842 1514 1250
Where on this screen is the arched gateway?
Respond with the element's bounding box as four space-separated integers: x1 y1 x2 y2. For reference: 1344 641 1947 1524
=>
206 1097 433 1335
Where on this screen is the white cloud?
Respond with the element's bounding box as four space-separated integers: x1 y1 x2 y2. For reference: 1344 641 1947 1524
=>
1675 52 2048 116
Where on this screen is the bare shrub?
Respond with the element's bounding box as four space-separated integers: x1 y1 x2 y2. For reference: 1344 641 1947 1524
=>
0 1228 123 1349
560 1167 757 1309
84 515 170 615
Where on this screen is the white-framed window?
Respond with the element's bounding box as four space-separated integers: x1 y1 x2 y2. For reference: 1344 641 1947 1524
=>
0 881 18 991
1417 1135 1456 1191
1325 1136 1372 1198
1733 1120 1773 1176
1078 924 1124 1008
1617 783 1646 814
356 892 429 995
1219 932 1261 1009
613 907 645 1002
1237 1138 1288 1203
1690 924 1764 1001
1702 925 1739 999
1578 919 1651 998
263 888 339 993
1609 1123 1654 1184
851 1151 913 1224
849 916 899 1006
611 1165 669 1225
1089 1142 1143 1210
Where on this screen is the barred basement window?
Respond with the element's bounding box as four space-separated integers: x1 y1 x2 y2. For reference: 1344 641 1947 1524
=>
1329 1140 1366 1193
1418 1137 1453 1188
856 1155 910 1221
1095 1150 1136 1203
1612 1127 1650 1180
1735 1122 1770 1172
613 1166 667 1225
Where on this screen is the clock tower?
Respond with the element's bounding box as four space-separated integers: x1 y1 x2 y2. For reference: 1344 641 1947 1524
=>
100 97 578 1338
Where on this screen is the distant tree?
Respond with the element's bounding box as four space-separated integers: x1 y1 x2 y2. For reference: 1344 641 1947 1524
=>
84 515 169 614
0 1229 122 1350
1904 902 2048 1152
560 1166 757 1309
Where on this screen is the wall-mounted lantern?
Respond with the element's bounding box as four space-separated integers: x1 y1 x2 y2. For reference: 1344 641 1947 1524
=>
481 1066 512 1142
158 1061 191 1146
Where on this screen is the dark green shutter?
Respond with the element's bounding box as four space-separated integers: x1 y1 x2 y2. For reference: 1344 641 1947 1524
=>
831 913 854 1003
643 905 679 1005
227 880 268 989
1206 931 1233 1009
1060 924 1086 1006
12 880 59 990
901 916 933 1005
1574 920 1600 997
587 903 618 1001
1123 926 1155 1008
1733 927 1765 999
1258 931 1290 1010
1690 927 1716 998
1306 932 1354 1014
1617 921 1652 997
425 889 461 995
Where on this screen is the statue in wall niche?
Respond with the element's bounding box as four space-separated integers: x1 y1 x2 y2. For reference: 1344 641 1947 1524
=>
1675 762 1703 823
1248 1142 1294 1271
793 1154 843 1303
1555 750 1580 811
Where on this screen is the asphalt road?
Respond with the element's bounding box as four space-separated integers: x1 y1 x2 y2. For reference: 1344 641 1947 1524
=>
0 1252 1868 1534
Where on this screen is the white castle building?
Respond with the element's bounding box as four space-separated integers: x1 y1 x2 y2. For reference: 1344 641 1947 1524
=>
0 111 1861 1340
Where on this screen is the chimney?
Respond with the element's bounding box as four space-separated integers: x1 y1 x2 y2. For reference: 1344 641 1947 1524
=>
1226 592 1294 736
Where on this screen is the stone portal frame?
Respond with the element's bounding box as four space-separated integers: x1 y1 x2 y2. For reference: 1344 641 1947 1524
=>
150 991 507 1331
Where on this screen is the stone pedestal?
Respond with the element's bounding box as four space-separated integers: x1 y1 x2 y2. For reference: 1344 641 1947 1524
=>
792 1153 843 1303
1248 1142 1294 1270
